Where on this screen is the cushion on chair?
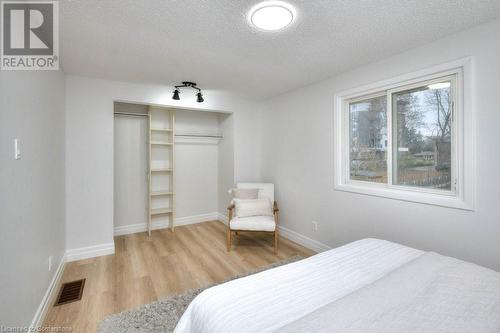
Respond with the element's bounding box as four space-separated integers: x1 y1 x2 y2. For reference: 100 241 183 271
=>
236 183 274 205
234 198 273 218
230 215 276 232
231 188 259 199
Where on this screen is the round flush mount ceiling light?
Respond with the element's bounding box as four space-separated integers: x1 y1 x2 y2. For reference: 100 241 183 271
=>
248 1 296 31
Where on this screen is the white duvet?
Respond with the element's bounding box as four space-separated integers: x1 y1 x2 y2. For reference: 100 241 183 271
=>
174 239 423 333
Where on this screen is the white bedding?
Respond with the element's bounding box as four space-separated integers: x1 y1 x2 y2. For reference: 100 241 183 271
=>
174 238 424 333
277 252 500 332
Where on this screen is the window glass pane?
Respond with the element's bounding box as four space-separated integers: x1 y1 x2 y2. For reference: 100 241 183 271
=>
349 95 387 183
392 79 453 190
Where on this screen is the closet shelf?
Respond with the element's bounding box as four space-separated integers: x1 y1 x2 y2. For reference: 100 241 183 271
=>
150 208 172 215
151 141 173 145
151 128 174 132
151 168 173 172
151 191 173 196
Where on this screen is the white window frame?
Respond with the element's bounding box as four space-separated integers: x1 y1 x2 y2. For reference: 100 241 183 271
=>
333 58 475 210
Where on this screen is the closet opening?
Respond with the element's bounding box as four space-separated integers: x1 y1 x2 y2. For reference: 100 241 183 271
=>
113 101 234 236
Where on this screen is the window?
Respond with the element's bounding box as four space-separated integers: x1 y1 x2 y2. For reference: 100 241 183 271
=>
347 76 455 191
349 95 387 183
334 60 474 210
391 79 454 191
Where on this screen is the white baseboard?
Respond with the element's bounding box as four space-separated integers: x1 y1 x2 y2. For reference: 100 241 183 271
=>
65 242 115 262
176 212 219 226
114 212 221 236
114 220 170 236
278 225 331 253
29 254 66 329
217 212 228 225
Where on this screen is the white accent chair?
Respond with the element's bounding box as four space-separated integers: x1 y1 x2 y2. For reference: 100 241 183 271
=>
227 183 279 253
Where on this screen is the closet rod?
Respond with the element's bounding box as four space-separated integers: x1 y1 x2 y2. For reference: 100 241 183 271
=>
114 112 148 117
175 134 223 138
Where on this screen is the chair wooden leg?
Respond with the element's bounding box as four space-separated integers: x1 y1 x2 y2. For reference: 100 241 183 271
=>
227 228 231 252
274 230 279 254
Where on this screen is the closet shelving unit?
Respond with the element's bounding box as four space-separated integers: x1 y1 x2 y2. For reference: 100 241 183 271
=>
148 106 176 235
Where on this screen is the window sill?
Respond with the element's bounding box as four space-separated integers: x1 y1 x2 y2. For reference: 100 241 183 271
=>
334 182 474 211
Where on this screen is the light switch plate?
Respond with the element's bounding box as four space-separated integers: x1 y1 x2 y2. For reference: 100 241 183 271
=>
14 138 21 160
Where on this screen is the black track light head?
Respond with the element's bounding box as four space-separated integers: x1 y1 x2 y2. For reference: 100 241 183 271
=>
196 92 204 103
172 89 180 100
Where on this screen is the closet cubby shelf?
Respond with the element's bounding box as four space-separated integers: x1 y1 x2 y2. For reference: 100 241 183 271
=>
150 208 172 215
150 168 173 172
151 128 174 132
151 191 173 196
151 141 173 145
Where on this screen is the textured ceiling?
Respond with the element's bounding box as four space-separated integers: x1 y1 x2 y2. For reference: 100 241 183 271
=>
60 0 500 99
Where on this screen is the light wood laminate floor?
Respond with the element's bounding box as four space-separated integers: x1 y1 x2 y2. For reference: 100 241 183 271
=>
43 221 314 332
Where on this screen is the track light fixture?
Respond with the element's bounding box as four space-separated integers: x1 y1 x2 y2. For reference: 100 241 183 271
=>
172 81 204 103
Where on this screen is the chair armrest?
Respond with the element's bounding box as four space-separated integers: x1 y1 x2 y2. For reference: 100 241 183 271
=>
273 201 279 213
227 204 235 227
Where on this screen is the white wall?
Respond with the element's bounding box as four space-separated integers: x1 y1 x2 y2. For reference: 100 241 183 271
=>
260 19 500 270
65 76 261 253
0 70 66 326
175 109 221 135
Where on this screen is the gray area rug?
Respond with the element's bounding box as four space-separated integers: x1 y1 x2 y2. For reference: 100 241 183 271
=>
98 255 304 333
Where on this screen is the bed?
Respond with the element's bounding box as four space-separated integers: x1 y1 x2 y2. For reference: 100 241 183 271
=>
174 239 500 333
